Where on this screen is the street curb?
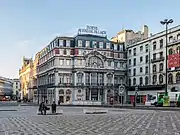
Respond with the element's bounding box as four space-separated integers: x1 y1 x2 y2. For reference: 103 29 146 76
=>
0 110 17 111
19 104 180 111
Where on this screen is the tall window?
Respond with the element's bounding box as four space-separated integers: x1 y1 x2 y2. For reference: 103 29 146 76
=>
177 46 180 53
133 58 136 66
153 75 157 84
99 73 103 84
160 39 163 48
128 59 131 65
140 46 143 52
168 73 173 84
66 40 70 47
59 40 63 46
85 73 90 84
59 59 64 65
139 77 143 85
153 41 156 50
160 52 163 59
78 40 82 47
133 48 136 56
128 69 131 76
176 73 180 84
153 64 156 73
106 43 110 49
99 42 103 49
169 36 173 42
145 55 148 63
159 63 163 72
129 79 131 86
140 56 143 63
133 78 136 85
114 62 118 68
133 68 136 76
108 61 111 66
145 76 148 85
177 34 180 40
140 67 143 73
145 44 148 53
129 49 132 56
169 48 173 55
159 74 163 84
145 66 148 74
77 73 83 83
86 41 90 48
66 59 71 66
66 75 71 84
153 53 156 60
59 75 64 84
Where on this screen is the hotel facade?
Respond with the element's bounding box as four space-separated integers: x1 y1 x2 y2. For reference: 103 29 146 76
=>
36 26 127 105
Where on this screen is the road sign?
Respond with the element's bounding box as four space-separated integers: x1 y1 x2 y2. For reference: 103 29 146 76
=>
119 85 125 94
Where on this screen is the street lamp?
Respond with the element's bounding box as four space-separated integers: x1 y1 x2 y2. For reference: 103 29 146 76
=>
160 19 173 96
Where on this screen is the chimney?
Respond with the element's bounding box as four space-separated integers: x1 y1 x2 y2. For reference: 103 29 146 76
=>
142 25 149 39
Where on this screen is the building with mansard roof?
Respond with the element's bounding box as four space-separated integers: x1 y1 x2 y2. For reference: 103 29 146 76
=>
37 26 127 105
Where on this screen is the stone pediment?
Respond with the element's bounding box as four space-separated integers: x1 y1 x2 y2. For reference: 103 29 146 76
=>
84 50 106 61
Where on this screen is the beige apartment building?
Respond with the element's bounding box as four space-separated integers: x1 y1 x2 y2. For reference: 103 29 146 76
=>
19 53 39 101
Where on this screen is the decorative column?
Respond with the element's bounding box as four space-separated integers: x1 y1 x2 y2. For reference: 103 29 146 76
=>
55 88 59 105
83 72 86 85
55 71 59 86
104 89 107 104
89 89 91 101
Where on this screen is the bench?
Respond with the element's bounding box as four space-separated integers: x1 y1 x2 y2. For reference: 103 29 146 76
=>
83 109 108 114
37 109 63 115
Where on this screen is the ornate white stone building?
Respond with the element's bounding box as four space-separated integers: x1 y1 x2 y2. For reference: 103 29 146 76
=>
37 26 127 105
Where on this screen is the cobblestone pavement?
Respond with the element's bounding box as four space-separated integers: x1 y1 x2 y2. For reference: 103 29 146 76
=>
0 106 180 135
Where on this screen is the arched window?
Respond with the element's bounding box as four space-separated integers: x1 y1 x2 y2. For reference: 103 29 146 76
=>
159 74 163 84
153 75 157 84
168 73 173 84
87 56 104 68
66 89 71 94
145 76 148 85
133 78 136 86
177 46 180 53
59 89 64 95
177 34 180 40
176 73 180 84
139 77 143 85
129 79 131 86
153 64 156 73
159 63 163 72
169 48 173 55
169 36 173 42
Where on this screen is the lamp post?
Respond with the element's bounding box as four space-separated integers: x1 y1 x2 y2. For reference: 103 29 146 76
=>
160 19 173 96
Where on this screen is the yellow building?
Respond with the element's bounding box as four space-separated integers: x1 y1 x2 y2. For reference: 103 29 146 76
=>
19 53 39 101
111 25 149 45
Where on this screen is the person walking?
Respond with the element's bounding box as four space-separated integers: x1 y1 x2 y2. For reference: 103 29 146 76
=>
51 101 57 114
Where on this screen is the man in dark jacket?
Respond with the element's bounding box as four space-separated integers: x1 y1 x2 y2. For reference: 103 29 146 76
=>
51 101 57 114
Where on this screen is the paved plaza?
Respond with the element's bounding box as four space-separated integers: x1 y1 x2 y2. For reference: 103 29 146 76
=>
0 106 180 135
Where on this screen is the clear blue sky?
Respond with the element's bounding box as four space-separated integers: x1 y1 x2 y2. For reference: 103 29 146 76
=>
0 0 180 78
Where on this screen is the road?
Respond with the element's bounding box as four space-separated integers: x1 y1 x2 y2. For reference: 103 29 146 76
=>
0 106 180 135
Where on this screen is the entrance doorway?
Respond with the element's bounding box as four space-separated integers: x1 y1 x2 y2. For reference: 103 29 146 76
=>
59 96 64 103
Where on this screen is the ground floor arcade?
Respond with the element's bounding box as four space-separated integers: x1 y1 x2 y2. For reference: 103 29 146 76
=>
36 86 126 105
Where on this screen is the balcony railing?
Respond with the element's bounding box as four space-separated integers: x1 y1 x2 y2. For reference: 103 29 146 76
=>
151 57 164 63
168 39 180 46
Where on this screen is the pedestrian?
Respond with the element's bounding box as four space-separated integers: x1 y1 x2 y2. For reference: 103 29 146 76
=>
39 102 44 115
51 101 57 114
